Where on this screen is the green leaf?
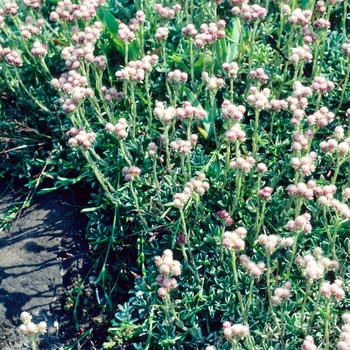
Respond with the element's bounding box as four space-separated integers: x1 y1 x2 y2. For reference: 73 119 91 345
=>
227 17 240 62
97 8 125 55
170 54 190 73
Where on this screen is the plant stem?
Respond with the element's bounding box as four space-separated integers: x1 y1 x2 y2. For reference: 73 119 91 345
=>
180 208 201 284
324 299 332 350
252 108 260 158
285 232 299 278
231 250 246 320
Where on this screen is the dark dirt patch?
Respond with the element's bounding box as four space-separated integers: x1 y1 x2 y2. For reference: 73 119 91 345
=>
0 179 90 350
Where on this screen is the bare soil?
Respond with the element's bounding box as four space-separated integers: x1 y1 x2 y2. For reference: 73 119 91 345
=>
0 179 95 350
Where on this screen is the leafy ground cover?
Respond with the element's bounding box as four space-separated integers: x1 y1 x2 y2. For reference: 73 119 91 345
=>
1 0 350 348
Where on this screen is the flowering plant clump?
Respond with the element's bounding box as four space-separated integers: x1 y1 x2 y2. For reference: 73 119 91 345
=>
1 0 350 348
18 312 47 350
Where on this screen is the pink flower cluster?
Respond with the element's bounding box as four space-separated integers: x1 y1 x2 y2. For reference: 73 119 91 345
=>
289 8 312 26
226 123 246 142
321 279 345 299
320 138 350 156
250 68 269 84
267 99 288 112
313 184 337 205
311 76 335 93
247 86 270 109
302 336 317 350
195 21 226 48
313 18 331 29
343 187 350 200
290 45 313 63
259 186 273 200
61 22 103 69
223 321 249 340
170 139 192 154
302 26 318 44
67 128 96 149
154 102 176 124
272 281 292 305
51 71 93 111
315 0 327 13
337 315 350 350
184 174 209 195
115 64 145 82
0 0 18 16
19 312 47 336
173 190 191 208
31 42 48 57
223 227 247 251
147 142 157 157
217 210 233 226
23 0 41 9
232 4 267 21
342 42 350 57
291 152 317 176
173 174 209 207
51 70 88 91
176 101 206 121
0 47 22 66
155 3 181 19
287 81 312 123
182 24 198 38
100 86 124 102
229 156 255 173
118 23 136 42
155 26 169 41
323 198 350 219
168 69 188 84
296 251 339 280
221 100 246 122
106 118 128 139
240 254 265 278
286 181 315 200
202 72 225 91
116 56 158 82
20 17 44 38
122 166 141 181
291 131 311 151
287 212 312 234
222 61 239 79
307 107 335 128
257 234 293 254
50 0 104 22
154 249 181 298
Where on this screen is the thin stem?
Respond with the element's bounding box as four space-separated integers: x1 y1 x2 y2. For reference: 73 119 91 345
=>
285 232 299 278
245 278 255 322
128 83 138 140
336 63 350 114
189 39 195 86
180 208 201 284
231 250 246 320
161 42 173 104
210 92 218 146
252 108 260 158
223 139 231 187
343 0 348 40
306 282 322 334
324 299 332 350
144 72 154 136
300 280 312 325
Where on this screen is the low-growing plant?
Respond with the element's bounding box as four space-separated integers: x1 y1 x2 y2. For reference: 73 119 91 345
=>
1 0 350 348
18 312 47 350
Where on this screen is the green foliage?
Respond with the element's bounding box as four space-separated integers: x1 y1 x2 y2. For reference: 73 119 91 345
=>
2 0 350 349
